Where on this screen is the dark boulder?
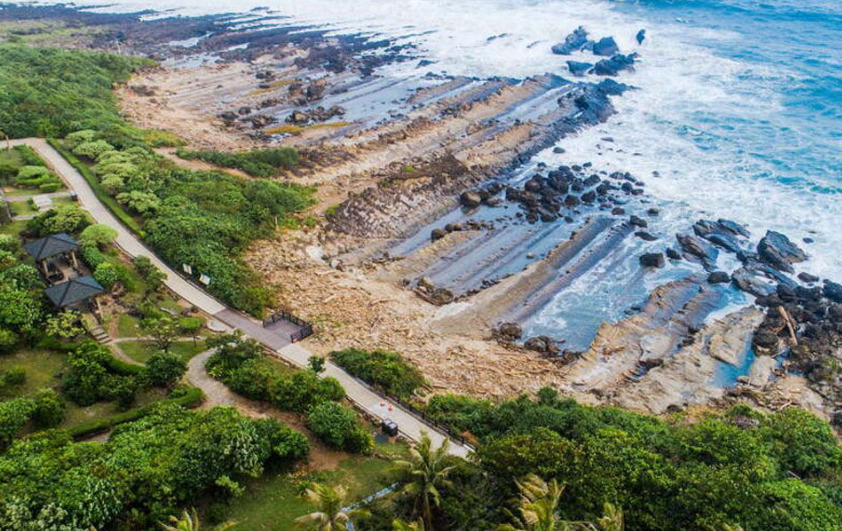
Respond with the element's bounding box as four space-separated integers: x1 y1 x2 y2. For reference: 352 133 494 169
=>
593 54 636 76
718 218 751 238
460 191 482 208
611 207 625 215
629 215 648 228
430 228 447 241
798 272 819 284
731 268 776 297
567 61 593 77
552 26 589 55
524 336 556 354
753 330 780 352
677 234 718 267
581 191 597 203
640 252 665 268
708 271 731 284
635 231 658 241
666 248 682 260
596 79 631 96
593 37 619 56
497 322 523 340
430 288 454 305
757 231 807 273
553 146 566 154
824 280 842 304
636 29 646 44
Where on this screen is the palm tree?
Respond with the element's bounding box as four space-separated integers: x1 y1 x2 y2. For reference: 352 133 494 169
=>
393 431 457 531
294 483 370 531
499 475 623 531
499 474 566 531
160 508 235 531
392 519 426 531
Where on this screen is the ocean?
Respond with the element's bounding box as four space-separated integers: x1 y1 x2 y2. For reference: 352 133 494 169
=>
62 0 842 346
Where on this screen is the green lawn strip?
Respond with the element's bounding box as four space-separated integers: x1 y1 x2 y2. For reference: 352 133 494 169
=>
47 138 145 234
1 186 34 198
119 339 207 364
222 440 406 530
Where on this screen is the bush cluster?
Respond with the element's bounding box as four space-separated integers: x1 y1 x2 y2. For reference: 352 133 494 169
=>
331 347 425 399
0 404 309 529
176 146 301 177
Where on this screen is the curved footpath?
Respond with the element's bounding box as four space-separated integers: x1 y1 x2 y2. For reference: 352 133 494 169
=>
10 138 469 458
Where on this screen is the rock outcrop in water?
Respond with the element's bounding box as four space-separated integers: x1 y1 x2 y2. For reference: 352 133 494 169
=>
552 26 590 55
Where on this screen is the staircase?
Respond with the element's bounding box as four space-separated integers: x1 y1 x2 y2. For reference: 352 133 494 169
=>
89 324 112 345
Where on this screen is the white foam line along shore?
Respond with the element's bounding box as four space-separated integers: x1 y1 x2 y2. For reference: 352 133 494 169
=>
11 137 470 458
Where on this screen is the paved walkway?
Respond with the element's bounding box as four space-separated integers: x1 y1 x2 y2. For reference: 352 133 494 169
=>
12 138 469 458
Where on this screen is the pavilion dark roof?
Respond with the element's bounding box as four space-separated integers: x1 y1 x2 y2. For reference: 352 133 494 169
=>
24 233 79 261
44 276 105 308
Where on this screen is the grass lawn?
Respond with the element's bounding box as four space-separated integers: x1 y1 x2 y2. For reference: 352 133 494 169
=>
0 220 27 237
222 439 408 530
116 313 142 338
59 387 168 429
8 200 38 217
0 349 66 400
119 339 207 364
0 348 170 432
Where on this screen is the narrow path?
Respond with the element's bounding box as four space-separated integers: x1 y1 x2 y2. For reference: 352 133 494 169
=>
187 350 246 408
12 138 470 458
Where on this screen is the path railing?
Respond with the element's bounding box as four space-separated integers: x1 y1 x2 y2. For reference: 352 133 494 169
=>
263 309 314 343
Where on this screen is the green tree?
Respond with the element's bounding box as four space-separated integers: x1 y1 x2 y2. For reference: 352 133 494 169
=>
393 432 457 531
142 316 178 352
294 483 369 531
308 355 326 375
80 224 118 249
29 204 89 235
305 401 373 453
145 351 187 388
94 261 120 289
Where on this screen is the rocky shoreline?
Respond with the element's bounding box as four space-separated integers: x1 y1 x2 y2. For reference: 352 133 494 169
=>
9 3 842 425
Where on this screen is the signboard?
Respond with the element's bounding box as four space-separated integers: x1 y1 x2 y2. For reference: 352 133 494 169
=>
182 263 193 275
199 273 211 286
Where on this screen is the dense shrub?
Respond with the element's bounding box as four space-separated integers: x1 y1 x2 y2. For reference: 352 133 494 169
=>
31 389 65 428
206 334 345 413
0 44 151 139
0 329 19 354
93 261 120 289
62 343 141 407
331 347 425 399
0 397 36 447
0 404 309 529
144 351 187 388
305 401 374 453
176 147 301 177
0 366 26 388
423 389 842 531
27 204 89 236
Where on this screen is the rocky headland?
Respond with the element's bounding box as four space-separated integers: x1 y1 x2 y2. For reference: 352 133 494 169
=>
9 4 842 425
